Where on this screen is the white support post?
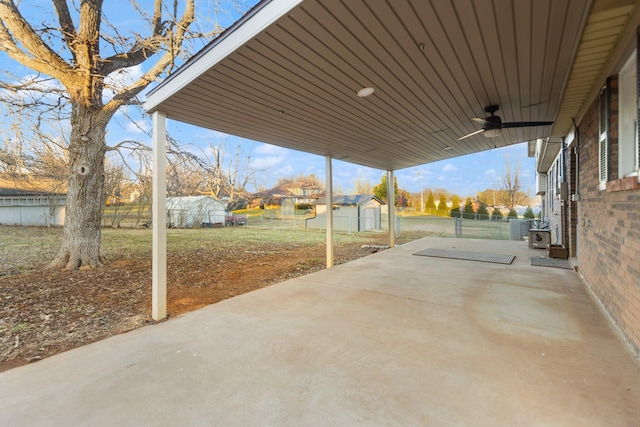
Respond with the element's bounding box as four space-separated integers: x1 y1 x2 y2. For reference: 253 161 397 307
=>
387 170 395 248
326 155 334 268
152 111 167 321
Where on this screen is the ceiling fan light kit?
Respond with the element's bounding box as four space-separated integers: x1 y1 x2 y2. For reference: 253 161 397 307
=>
483 128 502 138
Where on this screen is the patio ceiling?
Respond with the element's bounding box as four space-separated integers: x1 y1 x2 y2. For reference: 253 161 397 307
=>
145 0 640 172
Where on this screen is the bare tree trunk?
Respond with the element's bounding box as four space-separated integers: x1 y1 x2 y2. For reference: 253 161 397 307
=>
50 105 108 269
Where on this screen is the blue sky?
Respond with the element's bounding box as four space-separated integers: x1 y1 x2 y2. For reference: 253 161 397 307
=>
0 0 536 198
142 117 535 197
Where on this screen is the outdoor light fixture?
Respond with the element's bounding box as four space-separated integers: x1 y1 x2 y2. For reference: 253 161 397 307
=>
357 87 374 97
443 146 452 151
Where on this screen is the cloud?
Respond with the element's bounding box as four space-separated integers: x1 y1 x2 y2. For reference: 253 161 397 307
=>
104 65 145 99
483 168 499 182
126 119 150 134
443 163 457 172
252 155 286 170
256 144 288 155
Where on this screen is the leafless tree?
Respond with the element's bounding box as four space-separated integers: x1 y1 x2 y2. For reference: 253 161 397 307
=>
499 158 527 209
353 178 373 194
0 0 246 268
275 174 324 188
198 141 255 203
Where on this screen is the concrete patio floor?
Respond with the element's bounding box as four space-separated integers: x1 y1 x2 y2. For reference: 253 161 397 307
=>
1 237 639 426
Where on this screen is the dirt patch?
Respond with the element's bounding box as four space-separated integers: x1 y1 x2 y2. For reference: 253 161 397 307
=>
0 238 389 372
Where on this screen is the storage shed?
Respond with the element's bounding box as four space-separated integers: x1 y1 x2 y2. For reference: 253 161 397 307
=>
263 196 295 218
0 188 66 226
307 195 384 232
166 196 226 228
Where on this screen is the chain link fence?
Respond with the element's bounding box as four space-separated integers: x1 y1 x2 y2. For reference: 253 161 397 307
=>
101 204 525 242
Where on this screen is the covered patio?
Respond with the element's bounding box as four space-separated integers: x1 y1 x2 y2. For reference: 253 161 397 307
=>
144 0 639 320
4 1 637 424
1 237 639 425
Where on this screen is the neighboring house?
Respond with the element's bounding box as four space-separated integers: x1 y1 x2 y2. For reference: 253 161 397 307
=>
251 183 324 206
166 196 226 228
533 22 640 355
307 195 384 232
292 182 324 205
249 187 296 208
0 188 66 226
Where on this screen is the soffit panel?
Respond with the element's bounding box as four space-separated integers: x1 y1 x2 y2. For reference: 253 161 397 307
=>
147 0 638 172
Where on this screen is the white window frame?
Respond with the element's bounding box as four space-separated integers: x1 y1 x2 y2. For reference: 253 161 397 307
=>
618 50 639 179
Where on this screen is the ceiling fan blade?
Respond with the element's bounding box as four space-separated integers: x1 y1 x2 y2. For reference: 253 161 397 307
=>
471 117 488 125
457 128 485 140
502 121 553 128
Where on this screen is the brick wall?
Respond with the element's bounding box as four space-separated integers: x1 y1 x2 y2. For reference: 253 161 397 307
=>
577 93 640 356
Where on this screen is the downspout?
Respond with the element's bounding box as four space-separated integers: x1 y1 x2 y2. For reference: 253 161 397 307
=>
561 136 569 247
572 118 580 257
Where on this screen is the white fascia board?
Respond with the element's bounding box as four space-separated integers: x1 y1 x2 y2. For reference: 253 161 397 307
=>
144 0 304 113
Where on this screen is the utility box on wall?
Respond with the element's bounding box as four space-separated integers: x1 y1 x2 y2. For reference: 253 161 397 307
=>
529 229 551 249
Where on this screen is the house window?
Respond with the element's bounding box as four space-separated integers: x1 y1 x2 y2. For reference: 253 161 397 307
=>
618 50 639 178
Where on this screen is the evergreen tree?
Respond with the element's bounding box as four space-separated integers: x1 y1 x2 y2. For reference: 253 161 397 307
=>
437 194 448 215
450 194 461 211
450 206 461 218
463 198 475 219
425 190 436 211
507 208 518 219
476 202 489 220
523 207 535 219
492 208 503 221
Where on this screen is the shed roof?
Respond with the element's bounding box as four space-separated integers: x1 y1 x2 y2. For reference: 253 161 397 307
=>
0 187 65 197
314 194 384 206
166 196 226 210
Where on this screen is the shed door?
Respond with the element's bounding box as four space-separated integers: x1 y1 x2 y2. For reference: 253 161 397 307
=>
364 207 375 230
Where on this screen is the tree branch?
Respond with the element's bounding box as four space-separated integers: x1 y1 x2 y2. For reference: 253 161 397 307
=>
98 0 165 76
0 1 73 84
51 0 77 63
101 0 196 117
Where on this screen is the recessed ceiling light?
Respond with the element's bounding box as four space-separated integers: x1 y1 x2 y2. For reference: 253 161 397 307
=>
443 146 453 151
357 87 374 97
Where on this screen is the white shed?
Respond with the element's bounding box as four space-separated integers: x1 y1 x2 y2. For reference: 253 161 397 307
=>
307 194 384 232
166 196 226 228
0 189 66 226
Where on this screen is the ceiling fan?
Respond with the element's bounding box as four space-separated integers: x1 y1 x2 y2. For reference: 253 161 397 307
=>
457 105 553 140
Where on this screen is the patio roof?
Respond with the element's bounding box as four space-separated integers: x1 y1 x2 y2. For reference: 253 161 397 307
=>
145 0 640 172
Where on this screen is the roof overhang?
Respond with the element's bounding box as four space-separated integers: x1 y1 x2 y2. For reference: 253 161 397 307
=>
145 0 640 172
